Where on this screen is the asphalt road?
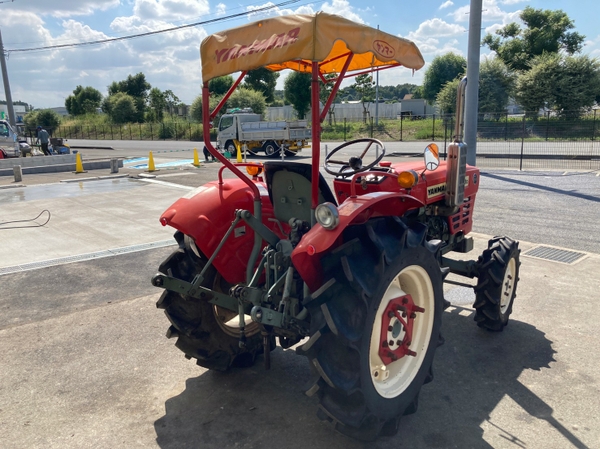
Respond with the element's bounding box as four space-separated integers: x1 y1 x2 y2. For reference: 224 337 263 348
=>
70 137 599 172
1 150 599 448
474 169 600 254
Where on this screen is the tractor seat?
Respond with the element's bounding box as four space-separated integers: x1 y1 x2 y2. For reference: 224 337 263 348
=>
264 162 337 224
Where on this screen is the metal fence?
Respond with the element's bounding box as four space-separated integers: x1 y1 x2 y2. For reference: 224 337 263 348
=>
323 110 600 170
31 121 207 143
36 109 599 170
474 110 598 170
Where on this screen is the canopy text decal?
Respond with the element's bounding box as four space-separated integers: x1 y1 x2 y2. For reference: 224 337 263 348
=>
215 27 301 64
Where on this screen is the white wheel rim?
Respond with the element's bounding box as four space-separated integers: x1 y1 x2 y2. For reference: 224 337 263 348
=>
210 272 260 337
500 257 516 313
369 265 435 398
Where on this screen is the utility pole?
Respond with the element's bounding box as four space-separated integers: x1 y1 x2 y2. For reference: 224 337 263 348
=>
0 29 16 127
464 0 482 165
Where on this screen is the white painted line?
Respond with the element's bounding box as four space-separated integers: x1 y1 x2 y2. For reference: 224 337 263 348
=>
137 178 194 190
0 240 176 276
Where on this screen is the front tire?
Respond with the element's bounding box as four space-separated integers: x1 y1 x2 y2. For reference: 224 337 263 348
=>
473 236 520 331
156 232 263 371
300 218 444 440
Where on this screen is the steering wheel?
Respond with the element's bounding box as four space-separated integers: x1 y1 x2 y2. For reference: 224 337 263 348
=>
324 138 386 177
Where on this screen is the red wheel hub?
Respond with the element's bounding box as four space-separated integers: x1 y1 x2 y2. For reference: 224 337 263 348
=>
378 294 425 365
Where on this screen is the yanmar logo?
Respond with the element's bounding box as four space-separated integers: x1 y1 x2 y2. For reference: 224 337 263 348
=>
427 176 470 199
427 182 446 198
215 27 301 64
373 40 395 58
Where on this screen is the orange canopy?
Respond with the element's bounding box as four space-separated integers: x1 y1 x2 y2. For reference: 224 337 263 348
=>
200 12 425 82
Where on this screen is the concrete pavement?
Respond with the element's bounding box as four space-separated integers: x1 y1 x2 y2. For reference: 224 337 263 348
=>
1 162 599 448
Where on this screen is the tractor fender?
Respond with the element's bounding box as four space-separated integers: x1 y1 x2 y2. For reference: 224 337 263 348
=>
159 178 285 284
291 192 424 292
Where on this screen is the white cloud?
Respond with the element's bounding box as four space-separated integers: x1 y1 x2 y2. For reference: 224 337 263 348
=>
216 3 227 16
0 11 53 48
58 20 111 43
585 35 600 58
5 0 120 18
247 0 364 24
450 0 520 24
1 1 210 107
407 18 466 40
133 0 210 21
378 65 425 86
397 18 465 63
321 0 364 23
439 1 454 10
500 0 528 4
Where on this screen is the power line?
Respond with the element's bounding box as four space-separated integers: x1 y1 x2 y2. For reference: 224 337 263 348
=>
7 0 302 54
3 0 288 46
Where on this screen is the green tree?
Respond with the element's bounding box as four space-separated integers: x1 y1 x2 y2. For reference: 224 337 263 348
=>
478 58 516 117
284 72 311 119
483 7 585 71
23 109 61 134
190 94 225 124
148 88 166 122
422 53 466 103
107 73 151 122
228 87 266 115
243 67 279 103
319 73 337 125
64 85 103 116
105 92 138 124
515 54 557 117
163 90 180 118
436 78 460 115
208 75 234 96
190 95 203 123
554 56 600 118
516 54 600 119
351 74 375 123
437 60 515 118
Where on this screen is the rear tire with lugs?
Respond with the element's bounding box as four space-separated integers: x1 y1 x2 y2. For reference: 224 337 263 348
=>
473 236 520 331
156 232 263 371
299 217 445 440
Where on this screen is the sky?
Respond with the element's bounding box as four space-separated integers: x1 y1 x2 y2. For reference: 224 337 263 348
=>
0 0 598 109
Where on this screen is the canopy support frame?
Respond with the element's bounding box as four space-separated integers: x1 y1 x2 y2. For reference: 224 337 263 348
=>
320 53 353 123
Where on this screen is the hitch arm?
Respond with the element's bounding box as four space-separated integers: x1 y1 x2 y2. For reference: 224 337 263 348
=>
239 210 280 247
152 273 238 312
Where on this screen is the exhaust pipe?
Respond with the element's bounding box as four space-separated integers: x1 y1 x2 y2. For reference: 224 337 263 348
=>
445 77 468 210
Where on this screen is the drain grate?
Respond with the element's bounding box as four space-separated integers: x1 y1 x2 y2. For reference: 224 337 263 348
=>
0 239 176 276
523 246 587 264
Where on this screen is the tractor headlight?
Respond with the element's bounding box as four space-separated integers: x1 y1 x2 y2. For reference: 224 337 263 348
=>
398 170 419 189
315 202 339 230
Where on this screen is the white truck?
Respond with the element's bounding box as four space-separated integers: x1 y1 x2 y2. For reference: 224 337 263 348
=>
216 110 311 157
0 120 31 158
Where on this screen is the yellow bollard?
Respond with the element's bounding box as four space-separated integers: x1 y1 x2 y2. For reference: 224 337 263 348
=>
193 148 200 167
73 152 87 174
148 151 156 172
236 142 242 162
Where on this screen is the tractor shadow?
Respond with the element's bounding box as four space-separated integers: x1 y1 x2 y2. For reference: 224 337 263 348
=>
154 305 576 449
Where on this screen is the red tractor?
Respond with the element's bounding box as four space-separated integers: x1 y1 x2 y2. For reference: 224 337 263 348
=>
152 13 520 440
